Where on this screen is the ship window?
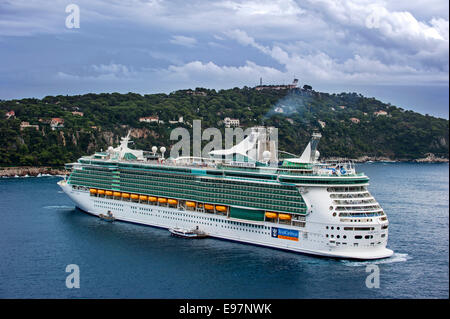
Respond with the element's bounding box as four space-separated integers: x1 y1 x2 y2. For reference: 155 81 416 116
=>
354 235 362 239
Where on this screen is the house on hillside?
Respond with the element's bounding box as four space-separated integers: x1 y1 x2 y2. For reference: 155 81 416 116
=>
139 116 161 123
374 110 388 116
20 121 39 131
224 117 240 128
50 118 64 130
5 110 15 119
350 117 360 124
71 111 84 116
169 116 184 124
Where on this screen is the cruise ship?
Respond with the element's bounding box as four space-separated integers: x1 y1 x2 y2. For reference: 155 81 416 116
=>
58 127 393 259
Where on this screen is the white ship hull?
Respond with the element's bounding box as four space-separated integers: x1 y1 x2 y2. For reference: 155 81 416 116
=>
58 180 393 260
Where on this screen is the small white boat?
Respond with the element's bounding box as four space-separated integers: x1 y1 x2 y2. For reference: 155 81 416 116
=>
99 211 115 222
169 227 208 238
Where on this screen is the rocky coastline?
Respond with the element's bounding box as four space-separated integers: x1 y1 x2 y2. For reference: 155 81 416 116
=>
1 154 448 178
324 153 449 163
0 166 68 178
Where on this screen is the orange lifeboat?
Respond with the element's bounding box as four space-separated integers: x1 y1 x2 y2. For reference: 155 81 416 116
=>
90 188 97 194
131 194 139 200
113 192 121 197
149 196 157 202
168 199 178 205
215 205 227 212
186 201 196 208
139 195 148 201
278 213 291 220
97 189 105 195
204 204 214 210
158 197 167 204
265 212 278 219
105 190 113 196
121 193 130 199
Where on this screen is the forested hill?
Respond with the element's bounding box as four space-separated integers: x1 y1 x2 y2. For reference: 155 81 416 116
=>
0 86 448 167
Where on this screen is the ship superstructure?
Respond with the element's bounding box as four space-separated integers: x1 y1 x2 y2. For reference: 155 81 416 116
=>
58 127 393 259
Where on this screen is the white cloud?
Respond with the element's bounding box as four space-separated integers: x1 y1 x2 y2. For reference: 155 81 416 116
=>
56 63 136 81
2 0 449 97
169 35 197 47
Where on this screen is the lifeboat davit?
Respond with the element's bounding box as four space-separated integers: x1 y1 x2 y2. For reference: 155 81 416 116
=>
158 197 167 204
278 213 291 220
168 199 178 205
215 205 227 212
204 204 214 210
186 201 196 208
265 212 278 219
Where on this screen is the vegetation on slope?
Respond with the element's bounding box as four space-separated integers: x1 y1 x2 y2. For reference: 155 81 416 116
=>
0 86 448 167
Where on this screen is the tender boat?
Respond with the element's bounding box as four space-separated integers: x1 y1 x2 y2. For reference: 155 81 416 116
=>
169 227 208 238
99 211 115 222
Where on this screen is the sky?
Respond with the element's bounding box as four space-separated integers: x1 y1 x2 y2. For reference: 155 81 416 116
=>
0 0 448 118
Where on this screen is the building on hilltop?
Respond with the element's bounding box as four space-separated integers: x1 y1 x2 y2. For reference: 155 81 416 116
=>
186 90 207 96
255 78 298 91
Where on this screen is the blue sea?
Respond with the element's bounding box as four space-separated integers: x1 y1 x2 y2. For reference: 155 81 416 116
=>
0 163 448 298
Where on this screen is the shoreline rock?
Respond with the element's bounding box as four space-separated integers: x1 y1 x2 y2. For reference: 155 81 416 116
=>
413 153 449 163
0 166 68 177
323 155 449 163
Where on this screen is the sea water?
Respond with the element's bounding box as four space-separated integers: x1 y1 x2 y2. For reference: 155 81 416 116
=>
0 163 448 298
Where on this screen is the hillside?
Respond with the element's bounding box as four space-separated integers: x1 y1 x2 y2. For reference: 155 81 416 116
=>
0 86 448 167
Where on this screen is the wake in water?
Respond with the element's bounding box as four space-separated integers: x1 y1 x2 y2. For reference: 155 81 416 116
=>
43 205 74 210
340 253 411 267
